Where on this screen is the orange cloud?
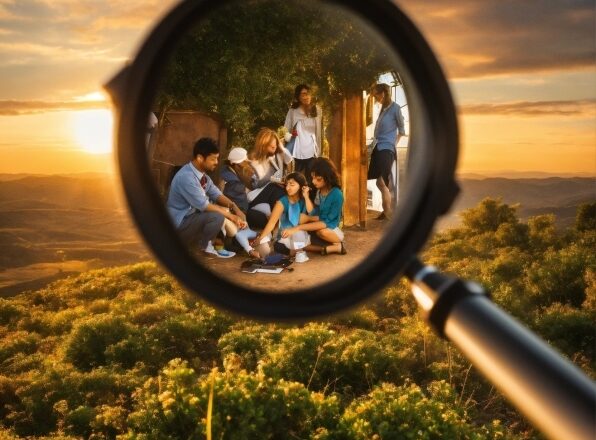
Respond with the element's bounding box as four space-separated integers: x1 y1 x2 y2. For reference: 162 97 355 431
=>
0 99 108 115
460 99 596 117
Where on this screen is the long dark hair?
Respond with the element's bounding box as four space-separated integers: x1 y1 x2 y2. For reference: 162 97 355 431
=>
285 172 308 198
290 84 318 117
310 158 340 189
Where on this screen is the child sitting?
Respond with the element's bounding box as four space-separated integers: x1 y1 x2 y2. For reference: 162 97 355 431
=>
252 172 314 263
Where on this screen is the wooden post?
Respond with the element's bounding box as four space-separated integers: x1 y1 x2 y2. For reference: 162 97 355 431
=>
327 95 367 228
342 94 367 227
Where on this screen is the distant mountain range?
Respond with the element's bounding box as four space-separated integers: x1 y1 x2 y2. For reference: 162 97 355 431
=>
0 173 593 295
0 174 148 295
457 171 595 179
439 177 595 229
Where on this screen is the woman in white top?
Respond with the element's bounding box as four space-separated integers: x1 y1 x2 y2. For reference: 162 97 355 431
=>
284 84 322 178
247 127 293 217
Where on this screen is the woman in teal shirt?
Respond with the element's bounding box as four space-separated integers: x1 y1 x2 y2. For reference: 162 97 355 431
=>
286 158 346 256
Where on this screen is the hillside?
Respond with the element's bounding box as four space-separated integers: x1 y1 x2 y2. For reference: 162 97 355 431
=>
0 174 593 295
0 199 593 439
0 175 148 295
439 177 595 229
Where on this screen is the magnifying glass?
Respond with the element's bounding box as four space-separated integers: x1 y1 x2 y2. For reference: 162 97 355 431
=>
104 0 595 439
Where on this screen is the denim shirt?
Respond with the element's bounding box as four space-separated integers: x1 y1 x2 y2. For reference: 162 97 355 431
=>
220 166 255 212
373 101 405 152
167 162 222 228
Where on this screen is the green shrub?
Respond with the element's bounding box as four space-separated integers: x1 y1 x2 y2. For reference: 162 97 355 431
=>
64 405 95 437
264 325 403 395
0 332 40 365
64 316 135 371
528 244 593 307
218 325 281 372
533 303 595 368
126 359 340 440
334 381 508 440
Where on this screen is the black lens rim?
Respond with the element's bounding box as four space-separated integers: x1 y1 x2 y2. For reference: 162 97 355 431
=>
112 0 459 320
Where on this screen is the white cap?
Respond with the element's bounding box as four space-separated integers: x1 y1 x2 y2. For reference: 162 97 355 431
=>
227 147 248 164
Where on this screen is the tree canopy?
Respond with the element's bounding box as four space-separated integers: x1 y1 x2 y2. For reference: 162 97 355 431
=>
155 0 397 146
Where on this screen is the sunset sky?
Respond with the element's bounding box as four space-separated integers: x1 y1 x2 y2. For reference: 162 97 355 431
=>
0 0 594 176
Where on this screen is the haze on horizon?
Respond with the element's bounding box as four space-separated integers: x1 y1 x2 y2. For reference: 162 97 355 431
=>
0 0 594 176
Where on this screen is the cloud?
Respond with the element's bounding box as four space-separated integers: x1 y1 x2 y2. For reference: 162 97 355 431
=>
0 0 593 102
460 99 596 117
396 0 596 78
0 99 108 115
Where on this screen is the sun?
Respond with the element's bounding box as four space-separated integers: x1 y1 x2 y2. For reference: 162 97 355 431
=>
71 109 114 154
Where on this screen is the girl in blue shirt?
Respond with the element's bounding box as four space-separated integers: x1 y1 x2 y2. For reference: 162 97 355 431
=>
253 172 314 260
287 158 346 256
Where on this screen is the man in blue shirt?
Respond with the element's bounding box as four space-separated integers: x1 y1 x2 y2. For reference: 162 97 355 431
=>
167 138 247 256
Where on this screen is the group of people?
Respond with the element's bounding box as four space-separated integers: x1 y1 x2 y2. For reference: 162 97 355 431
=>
167 84 345 262
166 82 404 263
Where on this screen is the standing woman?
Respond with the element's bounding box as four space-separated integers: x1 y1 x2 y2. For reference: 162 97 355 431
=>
284 84 322 177
368 83 405 220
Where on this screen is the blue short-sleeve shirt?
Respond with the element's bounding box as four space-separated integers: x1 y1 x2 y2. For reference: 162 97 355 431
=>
373 101 405 152
167 162 222 228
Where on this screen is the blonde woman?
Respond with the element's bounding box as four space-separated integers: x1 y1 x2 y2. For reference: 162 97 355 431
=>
247 127 293 217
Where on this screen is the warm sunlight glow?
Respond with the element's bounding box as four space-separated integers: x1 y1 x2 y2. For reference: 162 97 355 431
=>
74 91 108 102
71 109 113 154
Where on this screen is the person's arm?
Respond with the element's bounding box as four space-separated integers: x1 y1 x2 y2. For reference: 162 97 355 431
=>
395 104 406 137
253 201 284 245
323 189 344 229
284 108 293 132
307 198 319 216
215 194 247 224
315 106 322 156
204 202 246 228
281 220 327 238
302 186 315 214
279 147 293 165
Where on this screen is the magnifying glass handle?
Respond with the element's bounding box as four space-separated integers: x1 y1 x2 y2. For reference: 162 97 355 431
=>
406 258 596 440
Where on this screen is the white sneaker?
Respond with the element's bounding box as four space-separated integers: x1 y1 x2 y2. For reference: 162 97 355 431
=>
294 251 309 263
204 242 236 258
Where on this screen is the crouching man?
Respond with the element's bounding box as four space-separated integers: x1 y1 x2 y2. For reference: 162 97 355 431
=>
167 137 246 257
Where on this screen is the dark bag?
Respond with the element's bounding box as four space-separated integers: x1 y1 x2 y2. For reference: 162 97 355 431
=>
240 253 294 273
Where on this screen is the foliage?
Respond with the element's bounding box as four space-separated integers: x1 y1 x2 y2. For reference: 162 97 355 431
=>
126 359 340 440
333 381 509 440
0 201 593 438
575 202 596 231
157 0 394 146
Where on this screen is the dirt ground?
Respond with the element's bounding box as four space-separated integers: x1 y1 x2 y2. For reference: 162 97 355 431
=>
196 210 390 292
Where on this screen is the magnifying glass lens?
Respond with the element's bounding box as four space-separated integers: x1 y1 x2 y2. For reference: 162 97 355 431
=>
147 0 419 294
